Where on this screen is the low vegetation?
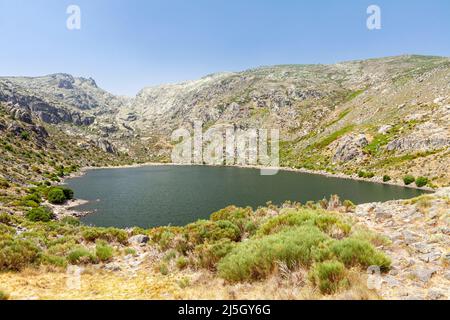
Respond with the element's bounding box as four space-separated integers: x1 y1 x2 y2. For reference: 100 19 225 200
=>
147 200 390 295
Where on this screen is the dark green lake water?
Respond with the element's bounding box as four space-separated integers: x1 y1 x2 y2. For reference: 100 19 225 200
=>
66 165 425 228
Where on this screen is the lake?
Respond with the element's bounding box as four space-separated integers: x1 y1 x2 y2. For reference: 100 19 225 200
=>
65 165 426 228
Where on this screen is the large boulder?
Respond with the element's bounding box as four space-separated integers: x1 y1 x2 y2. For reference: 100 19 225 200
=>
94 139 117 154
332 134 368 163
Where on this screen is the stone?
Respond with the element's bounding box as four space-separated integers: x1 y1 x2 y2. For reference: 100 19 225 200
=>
332 134 368 163
375 207 392 220
378 125 393 135
403 230 419 244
412 268 437 283
412 242 432 254
129 234 149 244
104 263 121 271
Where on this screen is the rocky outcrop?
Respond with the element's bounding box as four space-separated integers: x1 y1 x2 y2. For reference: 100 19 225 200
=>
386 122 450 152
353 191 450 300
94 139 117 154
332 134 368 163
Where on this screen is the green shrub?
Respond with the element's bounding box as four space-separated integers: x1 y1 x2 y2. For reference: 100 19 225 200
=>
81 227 128 244
383 175 391 182
20 131 30 140
0 237 41 271
60 216 81 226
47 188 66 204
210 206 252 230
330 238 391 270
176 256 189 270
183 220 241 247
67 247 97 264
0 178 9 188
23 193 42 203
163 250 177 262
403 175 415 185
358 171 375 179
309 260 349 294
257 209 351 238
218 225 329 282
59 187 74 200
95 241 114 262
159 262 169 275
343 200 355 211
26 207 53 222
415 176 429 188
22 200 39 208
194 239 236 270
40 254 68 268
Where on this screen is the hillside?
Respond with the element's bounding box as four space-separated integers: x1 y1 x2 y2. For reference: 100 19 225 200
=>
1 55 449 186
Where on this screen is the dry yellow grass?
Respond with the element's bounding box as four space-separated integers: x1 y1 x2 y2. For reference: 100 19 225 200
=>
0 265 380 300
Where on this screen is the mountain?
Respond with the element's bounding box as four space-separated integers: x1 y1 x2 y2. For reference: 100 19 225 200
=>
1 55 449 186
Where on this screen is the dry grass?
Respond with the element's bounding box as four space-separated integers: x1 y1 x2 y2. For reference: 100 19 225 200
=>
0 265 381 300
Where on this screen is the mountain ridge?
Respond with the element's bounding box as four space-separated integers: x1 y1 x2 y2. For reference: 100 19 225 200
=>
1 54 449 186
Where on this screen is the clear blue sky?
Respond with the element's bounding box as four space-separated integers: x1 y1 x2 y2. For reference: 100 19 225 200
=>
1 0 449 96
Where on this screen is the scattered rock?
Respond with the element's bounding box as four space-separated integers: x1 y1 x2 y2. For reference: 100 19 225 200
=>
378 125 393 135
129 235 150 244
104 263 121 271
412 268 437 283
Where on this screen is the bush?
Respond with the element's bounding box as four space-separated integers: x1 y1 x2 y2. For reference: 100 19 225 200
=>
403 175 415 185
343 200 355 212
194 239 236 270
309 261 349 294
60 216 81 226
210 206 252 231
47 188 66 204
95 241 114 262
40 254 68 268
0 178 9 188
415 176 429 188
176 256 188 270
26 207 53 222
257 209 351 238
82 227 128 244
0 237 41 271
183 220 241 247
23 193 42 203
59 187 74 200
330 238 391 270
20 131 30 140
358 171 375 179
383 175 391 182
218 225 329 282
159 262 169 275
67 247 98 264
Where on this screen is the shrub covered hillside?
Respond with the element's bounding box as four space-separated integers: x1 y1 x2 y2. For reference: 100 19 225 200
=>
149 201 391 295
0 102 132 216
0 196 393 299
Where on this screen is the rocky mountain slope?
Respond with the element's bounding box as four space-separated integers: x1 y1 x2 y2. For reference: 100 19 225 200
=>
1 55 449 186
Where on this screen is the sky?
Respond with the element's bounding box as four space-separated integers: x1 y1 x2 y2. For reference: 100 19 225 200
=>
0 0 449 96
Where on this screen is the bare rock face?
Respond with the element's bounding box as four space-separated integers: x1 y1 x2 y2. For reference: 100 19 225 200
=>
332 134 368 163
94 139 117 154
387 122 450 153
